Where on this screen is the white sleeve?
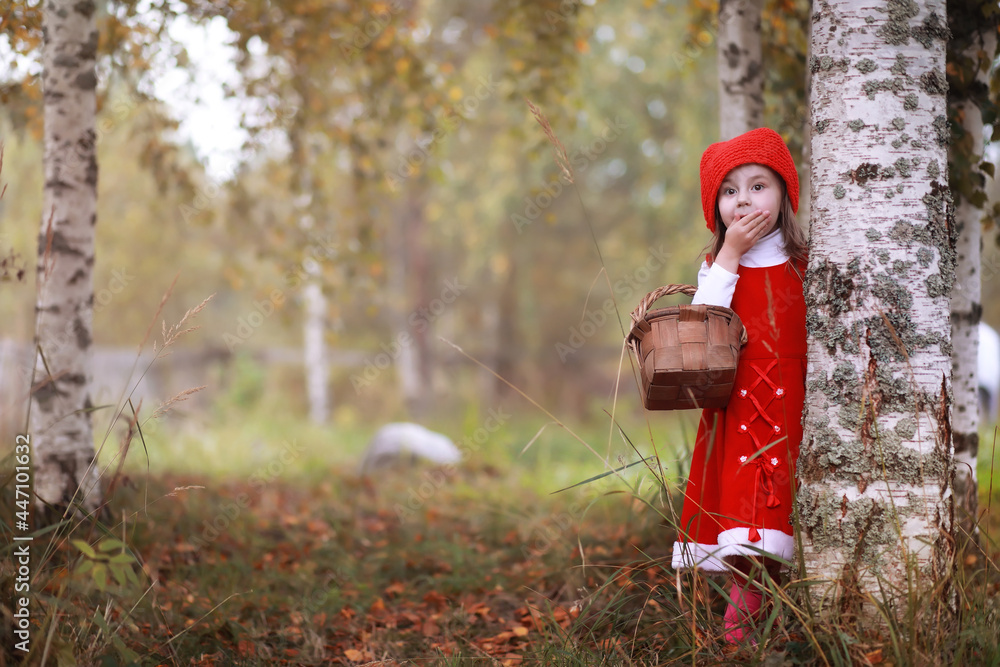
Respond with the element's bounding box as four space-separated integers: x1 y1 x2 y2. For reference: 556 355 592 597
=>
691 261 738 308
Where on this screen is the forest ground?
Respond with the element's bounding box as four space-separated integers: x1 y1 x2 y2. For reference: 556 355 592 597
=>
2 411 999 666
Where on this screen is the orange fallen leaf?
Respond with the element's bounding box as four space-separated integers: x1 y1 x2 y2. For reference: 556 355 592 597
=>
237 639 255 657
511 625 528 637
305 518 331 534
424 590 448 609
344 648 364 662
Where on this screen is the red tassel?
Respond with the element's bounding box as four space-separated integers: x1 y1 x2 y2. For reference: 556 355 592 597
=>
766 494 780 509
748 526 761 542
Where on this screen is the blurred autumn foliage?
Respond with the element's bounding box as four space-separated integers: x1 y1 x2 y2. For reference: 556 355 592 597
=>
0 0 734 422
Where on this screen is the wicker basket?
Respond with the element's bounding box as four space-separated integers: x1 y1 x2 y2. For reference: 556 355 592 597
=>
626 284 747 411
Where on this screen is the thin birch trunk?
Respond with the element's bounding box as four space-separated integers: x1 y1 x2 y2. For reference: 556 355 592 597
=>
950 93 982 546
386 216 422 412
30 0 101 518
800 0 954 618
949 21 995 549
289 84 329 425
718 0 765 140
295 159 329 425
303 277 329 424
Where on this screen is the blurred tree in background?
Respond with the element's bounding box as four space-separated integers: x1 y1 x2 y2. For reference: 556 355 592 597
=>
2 0 995 437
0 0 728 431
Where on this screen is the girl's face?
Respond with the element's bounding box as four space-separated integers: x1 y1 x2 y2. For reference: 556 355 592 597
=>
716 164 784 235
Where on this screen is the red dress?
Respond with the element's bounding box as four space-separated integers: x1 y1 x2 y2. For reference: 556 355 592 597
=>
672 260 807 571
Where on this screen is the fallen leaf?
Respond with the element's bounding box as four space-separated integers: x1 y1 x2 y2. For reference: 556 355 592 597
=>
424 590 448 609
344 648 364 662
236 639 255 657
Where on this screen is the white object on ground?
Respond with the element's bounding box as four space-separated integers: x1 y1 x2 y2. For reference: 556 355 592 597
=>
359 422 461 474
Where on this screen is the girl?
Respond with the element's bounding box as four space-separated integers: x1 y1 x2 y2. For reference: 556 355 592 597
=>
672 128 808 644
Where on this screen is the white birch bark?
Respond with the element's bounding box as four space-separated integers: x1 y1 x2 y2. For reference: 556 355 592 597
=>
30 0 101 516
303 275 329 424
293 139 329 425
718 0 765 139
950 94 982 544
386 195 423 414
949 28 994 545
800 0 953 616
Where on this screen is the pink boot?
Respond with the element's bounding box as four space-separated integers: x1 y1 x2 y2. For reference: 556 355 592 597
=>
723 581 762 644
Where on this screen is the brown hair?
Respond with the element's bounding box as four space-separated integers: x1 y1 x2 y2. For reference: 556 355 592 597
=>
704 177 807 270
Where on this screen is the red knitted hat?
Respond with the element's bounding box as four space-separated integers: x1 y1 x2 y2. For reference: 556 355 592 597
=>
699 128 799 232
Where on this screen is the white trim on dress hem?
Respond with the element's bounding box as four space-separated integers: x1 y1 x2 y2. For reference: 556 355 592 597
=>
672 528 794 571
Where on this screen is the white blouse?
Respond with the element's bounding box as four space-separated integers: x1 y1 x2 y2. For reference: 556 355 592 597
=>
691 229 790 308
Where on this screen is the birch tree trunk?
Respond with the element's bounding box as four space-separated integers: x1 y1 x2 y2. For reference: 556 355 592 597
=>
386 207 423 413
949 87 982 547
30 0 101 518
800 0 954 618
717 0 765 140
289 82 329 426
295 168 329 426
948 8 995 548
303 277 329 425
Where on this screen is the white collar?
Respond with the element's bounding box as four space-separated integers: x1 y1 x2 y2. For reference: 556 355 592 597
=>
740 228 789 268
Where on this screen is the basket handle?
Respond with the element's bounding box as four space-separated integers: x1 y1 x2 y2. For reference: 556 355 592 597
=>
628 284 697 332
626 284 748 347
